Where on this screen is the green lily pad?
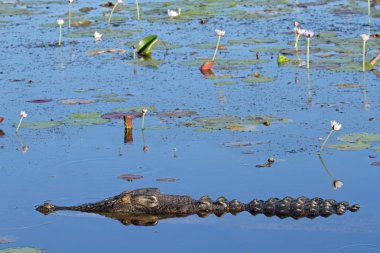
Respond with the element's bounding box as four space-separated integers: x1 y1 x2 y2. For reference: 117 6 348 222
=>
112 106 157 113
337 132 380 142
214 81 238 86
374 146 380 153
328 141 371 151
242 75 276 83
137 35 159 56
68 112 101 119
277 54 294 64
156 109 198 118
0 247 43 253
229 37 278 45
64 117 110 126
23 121 62 129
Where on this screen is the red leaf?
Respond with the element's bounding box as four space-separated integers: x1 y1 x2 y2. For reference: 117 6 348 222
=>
0 117 4 123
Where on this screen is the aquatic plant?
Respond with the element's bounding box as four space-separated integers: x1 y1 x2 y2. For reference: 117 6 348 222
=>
168 8 181 18
108 0 123 24
57 18 64 46
123 115 132 129
68 0 73 28
200 29 225 71
303 30 314 69
141 108 147 130
132 44 137 61
135 0 140 20
293 22 304 51
16 111 27 133
0 117 4 123
368 0 371 16
317 120 342 154
318 155 344 190
137 35 158 56
361 34 369 72
94 31 102 41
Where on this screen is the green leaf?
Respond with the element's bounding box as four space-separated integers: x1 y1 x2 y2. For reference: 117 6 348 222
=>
23 121 62 129
337 132 380 142
137 35 159 55
328 141 371 151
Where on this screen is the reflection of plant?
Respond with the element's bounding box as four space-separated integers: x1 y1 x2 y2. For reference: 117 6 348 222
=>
368 0 371 16
318 120 342 154
16 111 27 133
142 130 148 152
16 133 29 154
108 0 123 24
94 31 102 41
57 18 64 46
361 34 369 72
318 155 343 190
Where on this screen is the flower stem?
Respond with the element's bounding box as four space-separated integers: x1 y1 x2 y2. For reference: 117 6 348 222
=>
141 112 145 130
362 41 366 72
306 37 310 69
135 0 140 20
16 117 24 133
318 154 334 180
368 0 371 16
211 35 221 62
58 24 62 46
108 2 118 24
294 34 300 51
68 3 72 28
317 129 334 154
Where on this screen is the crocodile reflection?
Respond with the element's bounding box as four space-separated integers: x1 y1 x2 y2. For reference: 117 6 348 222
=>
36 188 360 226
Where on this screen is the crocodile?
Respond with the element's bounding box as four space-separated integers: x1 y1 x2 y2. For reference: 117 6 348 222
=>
36 188 360 226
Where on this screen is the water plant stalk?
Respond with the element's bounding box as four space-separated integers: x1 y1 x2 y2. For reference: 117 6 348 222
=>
318 155 334 180
68 2 72 28
294 34 300 51
141 112 146 130
212 35 222 62
108 2 119 24
58 24 62 46
16 117 24 133
368 0 371 16
317 129 333 154
306 37 310 69
362 40 367 72
135 0 140 20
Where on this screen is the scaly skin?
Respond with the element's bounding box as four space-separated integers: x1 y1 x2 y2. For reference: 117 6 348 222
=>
36 188 360 226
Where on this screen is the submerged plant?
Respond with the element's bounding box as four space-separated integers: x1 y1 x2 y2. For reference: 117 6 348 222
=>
108 0 123 24
303 30 314 69
141 108 147 130
200 29 225 71
361 34 370 72
16 111 27 133
317 120 342 154
57 18 64 46
68 0 73 28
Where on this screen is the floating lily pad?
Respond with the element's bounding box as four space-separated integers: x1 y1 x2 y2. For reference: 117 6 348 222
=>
374 147 380 153
370 162 380 166
117 174 143 181
87 49 126 55
66 28 134 39
328 141 371 151
145 125 169 130
156 109 198 118
71 20 92 27
102 97 128 103
59 99 97 105
336 83 360 88
214 81 238 86
64 117 109 126
79 7 96 12
242 75 276 83
337 132 380 142
68 112 101 119
229 37 278 45
27 99 52 103
223 141 252 147
23 121 62 129
0 247 43 253
112 106 156 113
156 178 179 182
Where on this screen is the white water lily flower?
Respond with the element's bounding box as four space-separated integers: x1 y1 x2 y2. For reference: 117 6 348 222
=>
117 0 123 3
303 30 314 38
330 120 342 131
333 180 343 190
361 34 370 41
57 18 64 25
68 0 73 3
94 31 102 41
294 21 299 27
168 8 181 17
20 111 27 118
215 29 226 37
142 108 148 114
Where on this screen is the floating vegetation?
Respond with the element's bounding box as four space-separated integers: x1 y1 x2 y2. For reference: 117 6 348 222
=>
24 121 62 129
66 28 134 39
156 178 179 182
59 99 97 104
71 20 92 27
0 247 43 253
242 75 276 84
182 115 289 132
87 49 126 55
65 112 110 126
155 109 198 119
117 174 143 181
137 35 159 56
328 132 380 151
